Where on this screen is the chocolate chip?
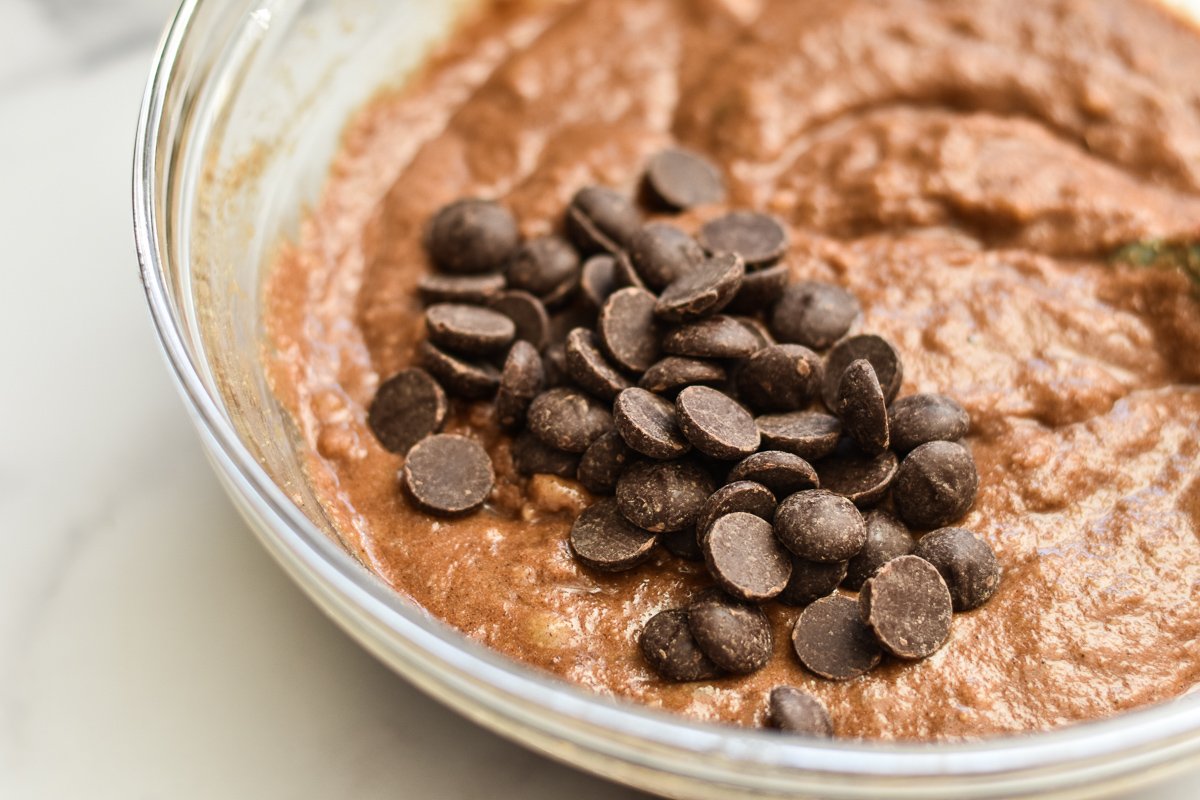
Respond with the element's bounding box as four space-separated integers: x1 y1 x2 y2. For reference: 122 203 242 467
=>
580 255 619 309
425 303 516 356
912 527 1001 611
368 368 448 454
541 341 569 388
419 340 500 399
655 253 745 322
774 489 867 564
417 272 506 305
695 480 777 538
612 250 648 291
888 394 970 454
737 345 823 413
860 555 953 659
489 290 551 350
613 387 691 459
817 441 899 507
703 512 792 602
495 341 545 429
638 357 728 395
565 328 632 401
426 198 519 274
663 315 762 359
616 459 715 533
402 434 495 515
511 430 580 479
778 558 848 607
791 594 882 681
728 263 790 314
727 451 819 495
843 511 915 591
756 411 842 461
836 359 890 455
821 334 903 409
527 388 612 454
565 186 641 255
598 287 662 373
768 687 833 737
639 609 722 682
676 386 761 460
569 498 659 572
687 592 773 674
577 430 635 495
770 281 860 351
661 528 704 561
698 211 789 266
507 234 580 300
734 316 777 349
628 223 706 290
893 441 978 529
643 148 725 211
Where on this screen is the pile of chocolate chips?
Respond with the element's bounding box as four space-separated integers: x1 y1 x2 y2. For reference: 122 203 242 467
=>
368 148 1002 736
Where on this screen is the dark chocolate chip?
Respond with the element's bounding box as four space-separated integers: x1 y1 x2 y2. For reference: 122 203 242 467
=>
580 254 619 309
911 527 1001 612
661 528 705 561
676 386 761 460
770 281 860 351
888 394 971 454
426 198 519 274
612 250 648 290
860 555 953 659
775 489 867 563
836 359 890 455
734 316 777 349
778 558 848 607
417 272 506 305
703 512 792 602
687 592 773 674
527 388 612 454
756 411 842 461
791 594 882 681
419 340 500 399
893 441 979 529
655 253 745 323
577 430 635 495
727 451 819 495
663 315 762 359
613 387 691 459
565 186 642 255
402 434 495 515
506 235 580 299
695 480 777 539
368 368 448 454
638 357 728 395
425 303 516 356
639 609 722 682
821 334 903 409
569 498 659 572
817 443 899 507
768 687 833 737
737 344 823 413
495 340 545 429
616 459 715 533
698 211 789 266
843 511 915 591
565 328 632 401
489 290 551 350
541 341 569 388
628 223 706 290
599 287 662 373
643 148 726 211
511 430 580 479
727 263 790 314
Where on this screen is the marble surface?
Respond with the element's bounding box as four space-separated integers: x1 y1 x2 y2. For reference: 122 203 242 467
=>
0 1 1196 797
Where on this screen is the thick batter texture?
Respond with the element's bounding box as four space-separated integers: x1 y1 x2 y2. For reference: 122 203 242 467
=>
264 0 1200 740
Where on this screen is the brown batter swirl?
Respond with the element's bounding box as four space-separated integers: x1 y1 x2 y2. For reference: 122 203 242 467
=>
264 0 1200 740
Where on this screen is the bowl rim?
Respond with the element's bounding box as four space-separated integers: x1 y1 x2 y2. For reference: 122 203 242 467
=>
132 0 1200 792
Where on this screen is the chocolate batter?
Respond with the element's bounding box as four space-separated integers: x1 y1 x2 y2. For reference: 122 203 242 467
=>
264 0 1200 740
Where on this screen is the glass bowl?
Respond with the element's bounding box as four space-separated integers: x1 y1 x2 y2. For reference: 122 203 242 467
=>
133 1 1200 797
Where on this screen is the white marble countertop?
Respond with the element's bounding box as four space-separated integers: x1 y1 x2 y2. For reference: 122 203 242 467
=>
0 2 1196 797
